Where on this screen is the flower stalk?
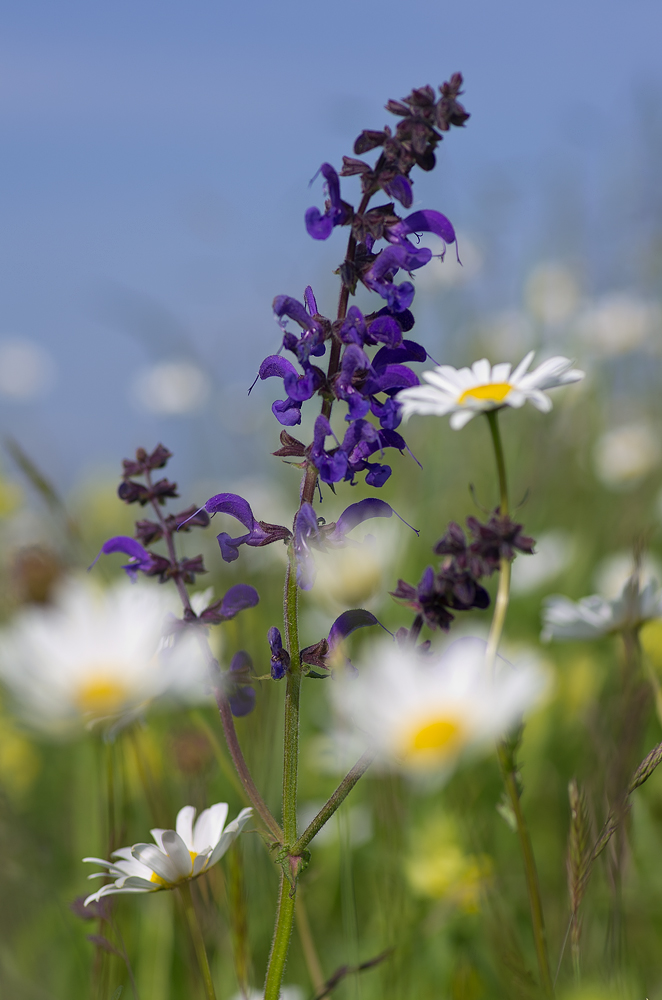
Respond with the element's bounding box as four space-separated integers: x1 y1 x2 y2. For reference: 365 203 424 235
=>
485 408 553 998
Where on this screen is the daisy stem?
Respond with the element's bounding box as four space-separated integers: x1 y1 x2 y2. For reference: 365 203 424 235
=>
179 880 217 1000
484 410 553 998
485 410 510 671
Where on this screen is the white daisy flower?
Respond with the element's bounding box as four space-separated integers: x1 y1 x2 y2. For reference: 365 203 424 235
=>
396 351 585 429
331 637 546 775
84 803 252 905
541 574 662 642
0 576 208 736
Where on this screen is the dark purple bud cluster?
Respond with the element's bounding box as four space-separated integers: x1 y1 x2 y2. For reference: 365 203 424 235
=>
392 509 535 634
256 78 470 491
436 511 536 576
97 445 209 585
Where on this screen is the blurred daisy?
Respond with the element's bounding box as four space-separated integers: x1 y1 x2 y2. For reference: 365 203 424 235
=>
541 574 662 642
396 352 584 429
84 803 252 904
0 576 207 736
332 636 546 775
593 422 661 490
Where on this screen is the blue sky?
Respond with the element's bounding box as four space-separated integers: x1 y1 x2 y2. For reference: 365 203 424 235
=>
1 0 661 493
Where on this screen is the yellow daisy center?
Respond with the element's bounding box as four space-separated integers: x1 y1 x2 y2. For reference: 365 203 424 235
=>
74 674 130 715
458 382 512 405
150 850 199 887
400 716 465 764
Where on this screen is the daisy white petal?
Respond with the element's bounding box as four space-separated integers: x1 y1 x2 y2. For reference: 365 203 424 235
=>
193 802 229 855
542 574 662 641
0 576 208 737
161 831 195 879
332 637 546 776
396 351 584 429
175 806 196 851
83 802 252 904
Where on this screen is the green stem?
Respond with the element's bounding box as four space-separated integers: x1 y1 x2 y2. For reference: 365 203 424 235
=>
293 749 375 855
264 873 297 1000
498 746 554 997
485 409 508 515
179 881 217 1000
485 409 553 997
263 548 304 999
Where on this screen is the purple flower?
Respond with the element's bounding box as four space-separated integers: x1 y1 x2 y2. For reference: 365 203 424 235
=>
197 584 260 624
199 493 291 563
89 536 160 581
272 295 327 363
386 209 456 252
293 497 409 590
301 608 391 677
259 354 325 427
225 650 256 717
267 626 291 680
362 245 426 312
309 416 348 484
305 163 352 240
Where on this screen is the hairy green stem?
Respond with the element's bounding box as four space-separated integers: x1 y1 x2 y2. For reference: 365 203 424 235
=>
264 873 297 1000
485 409 553 997
293 749 375 855
179 880 217 1000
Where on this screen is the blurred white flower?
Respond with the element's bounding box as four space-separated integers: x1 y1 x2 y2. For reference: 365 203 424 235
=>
541 574 662 642
510 531 574 594
84 802 252 904
229 989 303 1000
525 263 580 326
576 293 659 355
0 576 208 736
132 361 210 414
332 636 546 775
593 422 660 490
310 519 404 612
0 338 55 400
593 551 662 599
397 352 584 429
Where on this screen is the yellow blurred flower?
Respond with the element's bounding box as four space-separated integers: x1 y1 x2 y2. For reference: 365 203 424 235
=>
406 814 491 912
0 716 40 798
